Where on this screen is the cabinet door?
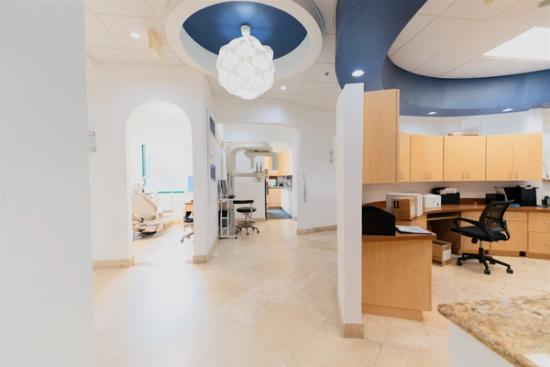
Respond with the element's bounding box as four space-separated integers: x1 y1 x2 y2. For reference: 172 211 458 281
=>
486 135 515 180
398 133 411 182
492 220 527 252
513 133 542 180
444 136 486 181
460 211 482 254
363 89 399 184
410 135 443 182
529 232 550 255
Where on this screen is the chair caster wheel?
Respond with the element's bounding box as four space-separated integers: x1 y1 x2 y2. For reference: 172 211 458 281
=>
484 269 491 275
456 260 463 266
490 260 496 264
507 268 514 274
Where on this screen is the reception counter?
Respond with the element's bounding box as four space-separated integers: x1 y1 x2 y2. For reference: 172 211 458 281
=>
362 231 435 321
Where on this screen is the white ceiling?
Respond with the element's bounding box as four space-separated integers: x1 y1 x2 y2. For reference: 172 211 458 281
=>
84 0 340 110
389 0 550 78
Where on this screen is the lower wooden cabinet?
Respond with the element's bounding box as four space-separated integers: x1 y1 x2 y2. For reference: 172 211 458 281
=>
528 232 550 255
528 212 550 256
460 211 481 254
491 212 527 253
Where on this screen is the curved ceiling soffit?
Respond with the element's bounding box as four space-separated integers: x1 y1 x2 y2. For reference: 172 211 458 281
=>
335 0 550 116
166 0 324 80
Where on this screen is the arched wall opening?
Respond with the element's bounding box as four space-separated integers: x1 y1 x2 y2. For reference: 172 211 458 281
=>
126 101 193 245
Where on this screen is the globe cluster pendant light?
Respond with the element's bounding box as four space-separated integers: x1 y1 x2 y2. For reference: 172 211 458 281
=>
216 25 275 100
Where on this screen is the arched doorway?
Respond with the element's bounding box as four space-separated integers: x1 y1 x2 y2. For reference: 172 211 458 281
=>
126 101 194 248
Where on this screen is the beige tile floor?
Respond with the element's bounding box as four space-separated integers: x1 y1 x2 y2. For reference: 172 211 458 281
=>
94 219 550 367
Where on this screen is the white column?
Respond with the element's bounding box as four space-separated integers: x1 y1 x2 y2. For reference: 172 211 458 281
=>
336 83 364 337
0 1 94 366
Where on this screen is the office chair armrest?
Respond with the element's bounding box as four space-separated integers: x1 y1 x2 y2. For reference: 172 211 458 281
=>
453 217 480 228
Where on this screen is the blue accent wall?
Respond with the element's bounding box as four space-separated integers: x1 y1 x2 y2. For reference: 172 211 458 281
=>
183 1 307 59
335 0 550 116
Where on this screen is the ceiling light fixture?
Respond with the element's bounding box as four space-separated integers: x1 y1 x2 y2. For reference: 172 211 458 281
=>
352 69 365 77
484 27 550 61
280 85 287 91
502 108 514 112
130 32 141 40
427 111 437 115
216 25 275 100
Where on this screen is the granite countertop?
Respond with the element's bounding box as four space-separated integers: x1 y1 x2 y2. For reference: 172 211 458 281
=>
438 294 550 367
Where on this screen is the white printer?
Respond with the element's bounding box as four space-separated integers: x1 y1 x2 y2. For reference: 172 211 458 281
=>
422 194 441 209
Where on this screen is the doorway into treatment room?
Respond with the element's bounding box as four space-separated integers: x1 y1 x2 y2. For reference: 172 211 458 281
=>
221 123 298 223
126 101 194 248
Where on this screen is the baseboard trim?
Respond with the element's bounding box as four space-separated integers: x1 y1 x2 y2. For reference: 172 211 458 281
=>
362 303 423 321
191 240 220 264
297 225 337 235
93 257 135 269
337 302 364 339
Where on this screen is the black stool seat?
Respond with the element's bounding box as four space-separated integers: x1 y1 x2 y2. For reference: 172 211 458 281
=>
237 207 256 214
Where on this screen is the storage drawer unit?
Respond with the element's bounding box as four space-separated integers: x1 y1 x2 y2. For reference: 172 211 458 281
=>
528 232 550 255
528 213 550 233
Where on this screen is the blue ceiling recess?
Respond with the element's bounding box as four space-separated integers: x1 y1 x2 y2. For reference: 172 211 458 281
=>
335 0 550 116
183 1 307 59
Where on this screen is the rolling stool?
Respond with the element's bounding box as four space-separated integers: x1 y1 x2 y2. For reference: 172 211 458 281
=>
234 199 259 235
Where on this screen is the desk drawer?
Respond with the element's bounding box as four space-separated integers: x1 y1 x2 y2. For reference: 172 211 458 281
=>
528 213 550 233
505 212 527 222
528 232 550 255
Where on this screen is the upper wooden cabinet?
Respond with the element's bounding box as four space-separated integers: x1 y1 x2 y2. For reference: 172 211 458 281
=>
398 133 411 182
444 136 486 181
486 133 542 181
266 151 292 176
410 135 443 182
363 89 399 184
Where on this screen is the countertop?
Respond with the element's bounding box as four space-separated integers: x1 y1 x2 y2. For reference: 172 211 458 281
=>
438 295 550 367
363 232 436 242
365 201 550 214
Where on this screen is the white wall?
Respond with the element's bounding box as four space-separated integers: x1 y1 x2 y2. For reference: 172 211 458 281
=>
365 108 550 204
214 98 336 231
86 62 215 261
1 2 94 365
335 84 364 329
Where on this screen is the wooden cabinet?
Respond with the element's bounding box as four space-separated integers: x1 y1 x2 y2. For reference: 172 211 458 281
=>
410 135 443 182
491 212 527 253
363 89 399 184
266 151 292 176
514 134 543 180
486 133 542 181
268 188 281 208
398 133 411 182
444 136 486 181
460 211 482 254
528 212 550 256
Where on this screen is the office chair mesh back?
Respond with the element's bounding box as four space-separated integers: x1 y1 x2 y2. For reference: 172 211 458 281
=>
479 201 512 238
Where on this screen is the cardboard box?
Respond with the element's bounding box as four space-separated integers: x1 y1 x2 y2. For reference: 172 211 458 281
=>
433 239 452 266
391 197 416 220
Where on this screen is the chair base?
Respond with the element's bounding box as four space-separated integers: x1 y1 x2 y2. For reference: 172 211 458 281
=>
456 245 513 275
236 223 260 236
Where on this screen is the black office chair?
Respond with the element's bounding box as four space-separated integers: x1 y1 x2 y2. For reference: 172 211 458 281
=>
451 201 514 275
234 199 259 235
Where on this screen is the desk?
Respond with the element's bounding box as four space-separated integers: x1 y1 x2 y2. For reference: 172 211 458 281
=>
367 201 550 259
362 232 435 321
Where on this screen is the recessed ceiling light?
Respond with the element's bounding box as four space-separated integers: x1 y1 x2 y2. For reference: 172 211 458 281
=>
130 32 141 40
427 111 437 116
351 69 365 78
502 108 514 112
484 27 550 61
280 85 287 91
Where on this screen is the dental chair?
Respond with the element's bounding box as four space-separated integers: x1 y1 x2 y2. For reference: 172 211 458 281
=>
132 191 166 236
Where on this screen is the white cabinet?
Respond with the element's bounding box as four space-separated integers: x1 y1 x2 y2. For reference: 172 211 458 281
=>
281 189 293 217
